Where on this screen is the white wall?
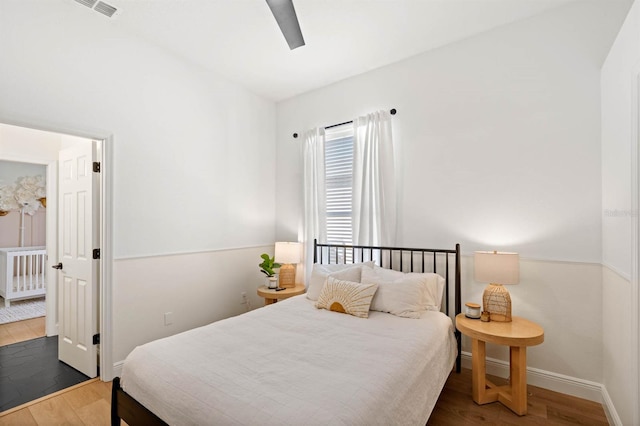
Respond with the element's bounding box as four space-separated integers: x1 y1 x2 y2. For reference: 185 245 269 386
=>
0 0 277 369
276 1 628 392
113 246 272 363
601 0 640 423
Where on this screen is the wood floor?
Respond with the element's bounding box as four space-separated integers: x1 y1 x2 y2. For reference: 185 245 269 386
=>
0 367 608 426
0 316 45 346
0 379 118 426
428 368 609 425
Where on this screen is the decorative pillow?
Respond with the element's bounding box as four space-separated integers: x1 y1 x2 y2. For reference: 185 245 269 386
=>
306 262 374 301
315 277 378 318
361 266 445 317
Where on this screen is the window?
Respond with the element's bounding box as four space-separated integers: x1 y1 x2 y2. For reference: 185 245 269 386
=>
324 124 354 246
303 110 395 266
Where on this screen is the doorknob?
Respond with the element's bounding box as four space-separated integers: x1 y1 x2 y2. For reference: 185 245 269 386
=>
52 262 63 270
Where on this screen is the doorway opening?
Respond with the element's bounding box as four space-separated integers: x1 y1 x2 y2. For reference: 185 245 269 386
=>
0 121 112 412
0 159 47 336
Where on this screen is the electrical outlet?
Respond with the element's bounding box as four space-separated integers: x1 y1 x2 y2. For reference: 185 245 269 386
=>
241 292 251 311
164 312 173 326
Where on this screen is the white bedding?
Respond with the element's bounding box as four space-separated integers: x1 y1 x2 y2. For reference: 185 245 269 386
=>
121 296 457 426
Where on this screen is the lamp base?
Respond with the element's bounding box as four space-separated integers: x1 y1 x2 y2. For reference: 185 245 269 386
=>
279 264 296 288
483 283 512 322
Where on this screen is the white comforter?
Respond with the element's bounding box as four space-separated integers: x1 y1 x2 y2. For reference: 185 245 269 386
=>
121 296 456 426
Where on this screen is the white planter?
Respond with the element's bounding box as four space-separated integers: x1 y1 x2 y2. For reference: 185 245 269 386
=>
267 276 278 289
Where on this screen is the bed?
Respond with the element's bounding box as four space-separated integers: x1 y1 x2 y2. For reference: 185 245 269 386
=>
111 240 461 426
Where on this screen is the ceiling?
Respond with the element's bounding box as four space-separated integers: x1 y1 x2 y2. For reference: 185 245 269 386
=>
79 0 628 101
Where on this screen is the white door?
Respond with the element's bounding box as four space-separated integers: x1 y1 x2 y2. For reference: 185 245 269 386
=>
57 142 99 378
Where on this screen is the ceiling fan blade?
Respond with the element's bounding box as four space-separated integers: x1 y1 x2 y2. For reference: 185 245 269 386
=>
266 0 305 50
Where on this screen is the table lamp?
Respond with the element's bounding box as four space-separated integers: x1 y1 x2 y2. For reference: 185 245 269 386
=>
275 242 301 288
474 251 519 322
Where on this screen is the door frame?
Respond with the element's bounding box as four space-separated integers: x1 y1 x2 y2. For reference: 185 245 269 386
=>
632 70 640 426
0 118 114 382
45 160 58 337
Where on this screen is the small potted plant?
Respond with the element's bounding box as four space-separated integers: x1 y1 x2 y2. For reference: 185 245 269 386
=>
259 253 281 289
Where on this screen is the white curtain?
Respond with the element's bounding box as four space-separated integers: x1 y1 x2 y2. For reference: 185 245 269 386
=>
352 110 397 246
303 127 327 283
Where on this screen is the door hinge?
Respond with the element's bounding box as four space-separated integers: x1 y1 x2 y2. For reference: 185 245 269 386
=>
93 162 101 173
93 333 100 345
93 248 100 260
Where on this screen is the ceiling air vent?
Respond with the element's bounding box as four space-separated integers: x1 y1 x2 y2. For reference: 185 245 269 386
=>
71 0 119 19
74 0 98 8
94 1 118 18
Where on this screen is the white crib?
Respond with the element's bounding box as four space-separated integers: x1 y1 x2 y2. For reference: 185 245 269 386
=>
0 247 47 307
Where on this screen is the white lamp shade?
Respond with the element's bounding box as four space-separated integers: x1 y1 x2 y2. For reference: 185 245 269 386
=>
274 242 302 264
474 251 519 285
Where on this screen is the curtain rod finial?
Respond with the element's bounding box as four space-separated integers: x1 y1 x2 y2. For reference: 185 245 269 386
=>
390 108 397 115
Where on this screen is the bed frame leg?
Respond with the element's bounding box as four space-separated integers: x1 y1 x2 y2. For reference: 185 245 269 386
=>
111 377 121 426
454 243 462 373
456 331 462 373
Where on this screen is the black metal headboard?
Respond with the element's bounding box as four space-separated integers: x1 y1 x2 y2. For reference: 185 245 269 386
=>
313 239 462 373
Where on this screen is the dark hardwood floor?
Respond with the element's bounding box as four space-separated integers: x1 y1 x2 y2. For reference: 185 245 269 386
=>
0 336 90 412
428 368 609 425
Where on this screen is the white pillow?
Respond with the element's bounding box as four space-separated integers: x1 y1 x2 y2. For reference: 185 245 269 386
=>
361 266 445 317
361 270 424 318
315 277 378 318
363 266 403 282
306 262 374 301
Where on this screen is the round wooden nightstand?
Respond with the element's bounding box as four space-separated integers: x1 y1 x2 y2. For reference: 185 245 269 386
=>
257 283 305 306
456 313 544 416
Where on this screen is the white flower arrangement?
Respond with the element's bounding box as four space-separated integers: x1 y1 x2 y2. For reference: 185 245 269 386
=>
0 183 19 212
0 175 46 215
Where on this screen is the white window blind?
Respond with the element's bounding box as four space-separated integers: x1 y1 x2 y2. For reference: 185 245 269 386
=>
324 124 354 246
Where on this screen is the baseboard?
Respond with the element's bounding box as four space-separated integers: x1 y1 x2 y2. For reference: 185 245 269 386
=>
461 352 603 402
601 385 623 426
113 360 124 379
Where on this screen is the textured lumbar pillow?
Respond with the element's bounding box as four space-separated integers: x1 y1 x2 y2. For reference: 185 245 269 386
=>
315 277 378 318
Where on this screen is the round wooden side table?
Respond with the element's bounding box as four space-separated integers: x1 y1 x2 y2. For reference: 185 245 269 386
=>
456 313 544 416
257 283 305 306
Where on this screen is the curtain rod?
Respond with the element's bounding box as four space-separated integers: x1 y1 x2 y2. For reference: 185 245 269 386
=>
292 108 396 138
